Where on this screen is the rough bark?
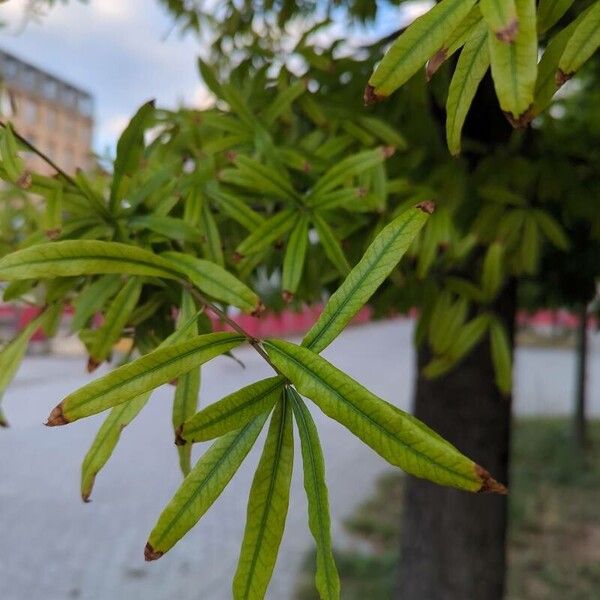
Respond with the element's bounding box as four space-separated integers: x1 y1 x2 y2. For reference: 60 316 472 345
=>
396 281 516 600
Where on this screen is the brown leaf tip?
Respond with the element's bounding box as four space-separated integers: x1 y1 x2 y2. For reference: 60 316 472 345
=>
475 464 508 495
363 84 386 106
555 69 572 87
426 49 448 81
45 228 62 240
382 146 396 159
174 427 186 447
144 543 163 561
16 171 32 189
495 19 519 44
45 404 69 427
251 302 266 317
87 357 100 373
282 290 294 304
503 105 534 129
417 200 436 214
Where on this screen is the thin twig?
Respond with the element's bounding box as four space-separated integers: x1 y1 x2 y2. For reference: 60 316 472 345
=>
0 120 78 188
183 282 282 375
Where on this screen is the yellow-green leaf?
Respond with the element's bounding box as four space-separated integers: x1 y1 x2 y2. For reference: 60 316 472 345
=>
489 318 512 393
265 339 499 493
312 213 351 277
145 413 268 561
282 214 309 300
182 376 285 443
47 333 244 425
480 0 519 42
233 394 294 600
303 205 430 354
446 21 491 155
488 0 538 126
368 0 477 97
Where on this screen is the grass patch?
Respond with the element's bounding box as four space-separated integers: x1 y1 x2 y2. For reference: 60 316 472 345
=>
295 419 600 600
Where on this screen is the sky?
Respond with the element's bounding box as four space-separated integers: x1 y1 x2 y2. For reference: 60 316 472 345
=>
0 0 424 155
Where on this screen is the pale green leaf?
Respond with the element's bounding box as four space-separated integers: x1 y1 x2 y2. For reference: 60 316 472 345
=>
71 275 122 332
312 213 351 277
282 214 309 299
537 0 575 33
480 0 519 42
558 1 600 79
236 209 297 259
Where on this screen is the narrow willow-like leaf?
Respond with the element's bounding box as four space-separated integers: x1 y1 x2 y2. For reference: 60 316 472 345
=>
480 0 519 42
110 100 155 208
0 311 48 406
262 80 306 124
88 277 142 368
0 123 25 182
358 116 407 149
537 0 575 33
310 148 387 198
129 215 202 243
44 185 63 239
209 189 265 231
162 252 261 314
145 413 268 561
71 275 122 332
534 209 569 249
173 290 201 476
520 216 539 274
234 155 298 201
446 21 490 155
182 376 285 443
47 333 244 426
368 0 477 97
265 339 502 493
481 241 504 301
307 188 365 211
312 213 351 276
488 0 537 125
282 214 309 300
426 7 483 79
558 1 600 80
303 205 430 354
235 209 297 259
81 392 150 501
0 240 180 281
290 391 340 600
233 395 294 600
200 198 225 267
489 318 512 393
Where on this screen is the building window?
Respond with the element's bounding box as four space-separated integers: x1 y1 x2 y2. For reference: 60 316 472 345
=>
42 78 58 100
2 58 18 80
21 67 37 90
20 98 38 123
46 107 57 128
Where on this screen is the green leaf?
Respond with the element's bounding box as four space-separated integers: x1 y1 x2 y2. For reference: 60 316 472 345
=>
533 209 569 250
199 198 225 267
0 240 180 282
488 0 538 126
71 275 123 332
291 391 340 600
235 209 297 259
233 155 298 201
129 216 202 243
358 117 407 149
47 333 244 425
537 0 575 33
208 189 265 231
481 241 504 301
266 339 489 492
446 21 490 155
307 188 366 211
145 413 268 561
0 123 25 182
520 216 540 274
558 1 600 80
198 58 223 97
312 213 351 277
480 0 519 42
489 318 512 393
303 205 430 354
162 252 261 314
282 214 310 300
88 277 142 368
310 148 387 198
233 394 294 600
368 0 477 97
262 80 306 124
44 185 63 239
0 311 48 405
81 392 150 501
110 100 155 209
182 376 285 443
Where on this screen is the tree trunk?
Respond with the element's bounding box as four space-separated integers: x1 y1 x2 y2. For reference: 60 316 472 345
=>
396 281 516 600
573 303 588 455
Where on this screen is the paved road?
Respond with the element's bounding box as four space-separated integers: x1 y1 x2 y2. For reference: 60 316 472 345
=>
1 319 598 600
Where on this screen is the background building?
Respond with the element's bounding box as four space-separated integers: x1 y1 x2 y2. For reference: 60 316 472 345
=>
0 49 94 174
